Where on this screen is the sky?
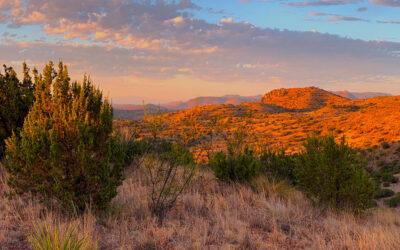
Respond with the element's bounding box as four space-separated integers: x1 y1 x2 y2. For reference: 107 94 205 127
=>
0 0 400 104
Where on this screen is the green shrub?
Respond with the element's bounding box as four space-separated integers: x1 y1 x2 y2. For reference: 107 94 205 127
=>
384 193 400 208
259 149 296 182
153 139 195 165
294 135 375 212
5 61 124 213
123 138 194 167
374 188 394 199
0 63 35 157
210 145 260 183
381 141 390 149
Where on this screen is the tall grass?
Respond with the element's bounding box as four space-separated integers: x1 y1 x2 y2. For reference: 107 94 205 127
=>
1 162 400 249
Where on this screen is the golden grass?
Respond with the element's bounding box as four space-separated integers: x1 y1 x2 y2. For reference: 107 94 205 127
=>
1 162 400 249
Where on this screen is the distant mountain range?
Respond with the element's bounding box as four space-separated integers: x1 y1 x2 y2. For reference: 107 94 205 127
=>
332 91 391 100
163 95 263 110
113 91 392 120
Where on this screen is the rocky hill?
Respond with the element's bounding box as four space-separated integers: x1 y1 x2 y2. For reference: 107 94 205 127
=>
259 87 348 111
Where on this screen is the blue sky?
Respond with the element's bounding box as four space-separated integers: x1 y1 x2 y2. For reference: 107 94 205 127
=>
192 0 400 42
1 0 400 103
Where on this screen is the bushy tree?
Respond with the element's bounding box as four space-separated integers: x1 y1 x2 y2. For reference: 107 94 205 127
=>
210 145 260 183
260 148 296 182
0 63 35 157
295 135 375 212
5 61 124 213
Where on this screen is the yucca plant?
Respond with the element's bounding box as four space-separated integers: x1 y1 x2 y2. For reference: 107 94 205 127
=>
28 222 96 250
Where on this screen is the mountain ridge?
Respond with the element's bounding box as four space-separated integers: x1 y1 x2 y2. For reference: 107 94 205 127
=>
113 88 393 120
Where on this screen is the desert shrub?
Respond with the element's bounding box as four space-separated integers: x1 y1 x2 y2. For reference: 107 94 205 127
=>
143 103 165 139
153 139 195 165
123 138 194 167
374 188 395 199
0 63 35 158
5 61 124 213
384 193 400 208
377 160 385 167
121 139 153 168
381 141 390 149
209 145 260 183
259 148 296 182
295 135 375 212
144 154 196 223
28 222 95 250
373 171 399 185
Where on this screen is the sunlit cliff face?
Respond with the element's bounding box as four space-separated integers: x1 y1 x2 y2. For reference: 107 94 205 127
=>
1 0 400 103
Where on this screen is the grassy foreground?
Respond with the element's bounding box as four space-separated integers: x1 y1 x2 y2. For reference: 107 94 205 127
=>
1 162 400 249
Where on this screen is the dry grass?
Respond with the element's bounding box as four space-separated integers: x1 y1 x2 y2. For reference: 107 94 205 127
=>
1 162 400 249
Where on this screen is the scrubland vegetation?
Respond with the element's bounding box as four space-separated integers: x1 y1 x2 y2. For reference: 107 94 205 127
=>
1 61 400 249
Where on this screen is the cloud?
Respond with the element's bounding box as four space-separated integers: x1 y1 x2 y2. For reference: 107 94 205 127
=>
0 0 202 49
1 0 400 97
378 19 400 24
328 16 368 21
221 17 234 23
370 0 400 7
307 12 369 22
283 0 362 7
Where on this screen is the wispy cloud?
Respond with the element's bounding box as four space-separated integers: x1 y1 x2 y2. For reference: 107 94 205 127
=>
370 0 400 7
307 12 369 22
283 0 362 7
282 0 400 7
378 20 400 24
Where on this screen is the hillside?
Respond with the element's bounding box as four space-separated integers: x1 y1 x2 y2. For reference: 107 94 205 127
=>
119 87 400 157
113 95 263 120
259 87 348 111
113 90 391 120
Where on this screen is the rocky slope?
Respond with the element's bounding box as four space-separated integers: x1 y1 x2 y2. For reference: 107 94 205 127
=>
259 87 348 111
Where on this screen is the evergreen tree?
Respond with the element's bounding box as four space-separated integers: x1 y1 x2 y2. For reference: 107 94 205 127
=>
5 61 124 213
295 135 375 213
0 63 34 157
